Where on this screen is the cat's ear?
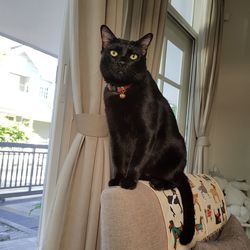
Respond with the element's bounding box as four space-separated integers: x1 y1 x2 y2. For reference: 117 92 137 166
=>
137 33 153 55
100 25 117 48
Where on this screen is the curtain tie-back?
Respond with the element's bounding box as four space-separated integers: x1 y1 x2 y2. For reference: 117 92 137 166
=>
75 113 108 137
196 136 210 147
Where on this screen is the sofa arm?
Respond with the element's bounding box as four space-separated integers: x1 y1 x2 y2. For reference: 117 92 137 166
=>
100 175 227 250
100 182 168 250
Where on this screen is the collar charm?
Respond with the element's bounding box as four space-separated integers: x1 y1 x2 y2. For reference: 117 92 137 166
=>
106 83 131 99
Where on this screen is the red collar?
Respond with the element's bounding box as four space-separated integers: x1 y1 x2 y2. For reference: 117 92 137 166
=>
106 83 132 99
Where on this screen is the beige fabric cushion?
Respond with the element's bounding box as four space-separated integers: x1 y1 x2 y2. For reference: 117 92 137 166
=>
100 175 227 250
141 174 227 249
100 182 168 250
193 215 250 250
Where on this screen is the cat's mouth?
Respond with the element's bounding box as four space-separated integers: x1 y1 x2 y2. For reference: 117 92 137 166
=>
114 68 125 75
115 65 128 74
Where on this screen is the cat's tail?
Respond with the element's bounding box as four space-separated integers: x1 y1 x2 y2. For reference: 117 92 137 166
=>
177 172 195 245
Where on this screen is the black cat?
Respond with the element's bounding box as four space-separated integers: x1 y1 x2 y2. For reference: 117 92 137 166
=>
100 25 195 245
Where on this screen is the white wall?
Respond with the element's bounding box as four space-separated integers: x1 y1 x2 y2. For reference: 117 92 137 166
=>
33 120 50 141
209 0 250 183
0 0 66 56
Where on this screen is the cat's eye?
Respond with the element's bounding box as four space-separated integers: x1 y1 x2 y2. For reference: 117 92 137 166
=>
130 54 138 60
110 50 118 57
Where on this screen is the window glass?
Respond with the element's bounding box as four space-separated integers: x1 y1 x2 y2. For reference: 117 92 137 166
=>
157 15 193 136
0 35 58 250
19 76 29 92
170 0 195 25
39 87 49 99
163 83 179 117
164 41 183 85
157 78 163 92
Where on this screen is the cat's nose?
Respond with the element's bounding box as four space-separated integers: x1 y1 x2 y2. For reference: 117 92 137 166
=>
119 61 126 65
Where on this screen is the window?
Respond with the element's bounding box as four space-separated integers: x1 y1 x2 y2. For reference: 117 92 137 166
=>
5 115 15 121
9 73 29 92
39 86 49 99
0 35 58 249
22 118 31 127
19 75 29 92
170 0 195 25
158 15 193 136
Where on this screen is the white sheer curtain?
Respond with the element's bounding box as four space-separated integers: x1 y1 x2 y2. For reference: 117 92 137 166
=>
191 0 224 174
38 0 126 249
38 0 167 249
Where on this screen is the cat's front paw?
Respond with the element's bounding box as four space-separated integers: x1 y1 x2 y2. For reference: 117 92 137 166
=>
108 178 120 187
120 178 137 189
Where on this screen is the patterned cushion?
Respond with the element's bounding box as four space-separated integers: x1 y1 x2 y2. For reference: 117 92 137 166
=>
141 174 228 250
193 215 250 250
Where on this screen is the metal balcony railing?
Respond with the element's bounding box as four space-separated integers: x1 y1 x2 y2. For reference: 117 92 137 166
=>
0 142 48 200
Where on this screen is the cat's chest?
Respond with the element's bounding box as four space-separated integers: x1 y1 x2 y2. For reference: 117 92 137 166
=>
104 90 144 131
106 98 140 122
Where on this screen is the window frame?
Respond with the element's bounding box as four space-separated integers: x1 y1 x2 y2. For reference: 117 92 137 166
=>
157 1 200 168
162 14 196 131
158 12 196 131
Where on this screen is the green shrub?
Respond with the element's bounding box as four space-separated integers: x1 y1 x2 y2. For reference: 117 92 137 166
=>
0 125 28 142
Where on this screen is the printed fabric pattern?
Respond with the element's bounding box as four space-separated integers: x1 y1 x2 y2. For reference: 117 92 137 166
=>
141 174 228 250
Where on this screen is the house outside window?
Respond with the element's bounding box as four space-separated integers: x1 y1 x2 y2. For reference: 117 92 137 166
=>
0 35 57 144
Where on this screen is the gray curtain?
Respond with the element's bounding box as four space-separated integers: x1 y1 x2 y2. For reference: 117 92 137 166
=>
191 0 224 173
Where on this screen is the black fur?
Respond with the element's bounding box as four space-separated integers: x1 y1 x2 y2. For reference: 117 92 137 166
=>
100 25 195 245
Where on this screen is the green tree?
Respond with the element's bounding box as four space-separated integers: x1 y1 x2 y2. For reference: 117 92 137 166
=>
0 125 28 142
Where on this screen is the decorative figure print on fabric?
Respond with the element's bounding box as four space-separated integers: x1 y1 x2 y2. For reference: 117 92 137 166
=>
210 183 220 203
193 193 202 211
164 190 183 213
214 208 222 224
140 174 228 250
100 25 195 246
170 206 176 217
202 175 212 181
198 180 209 199
195 216 204 233
169 220 183 250
221 200 227 221
204 205 213 223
